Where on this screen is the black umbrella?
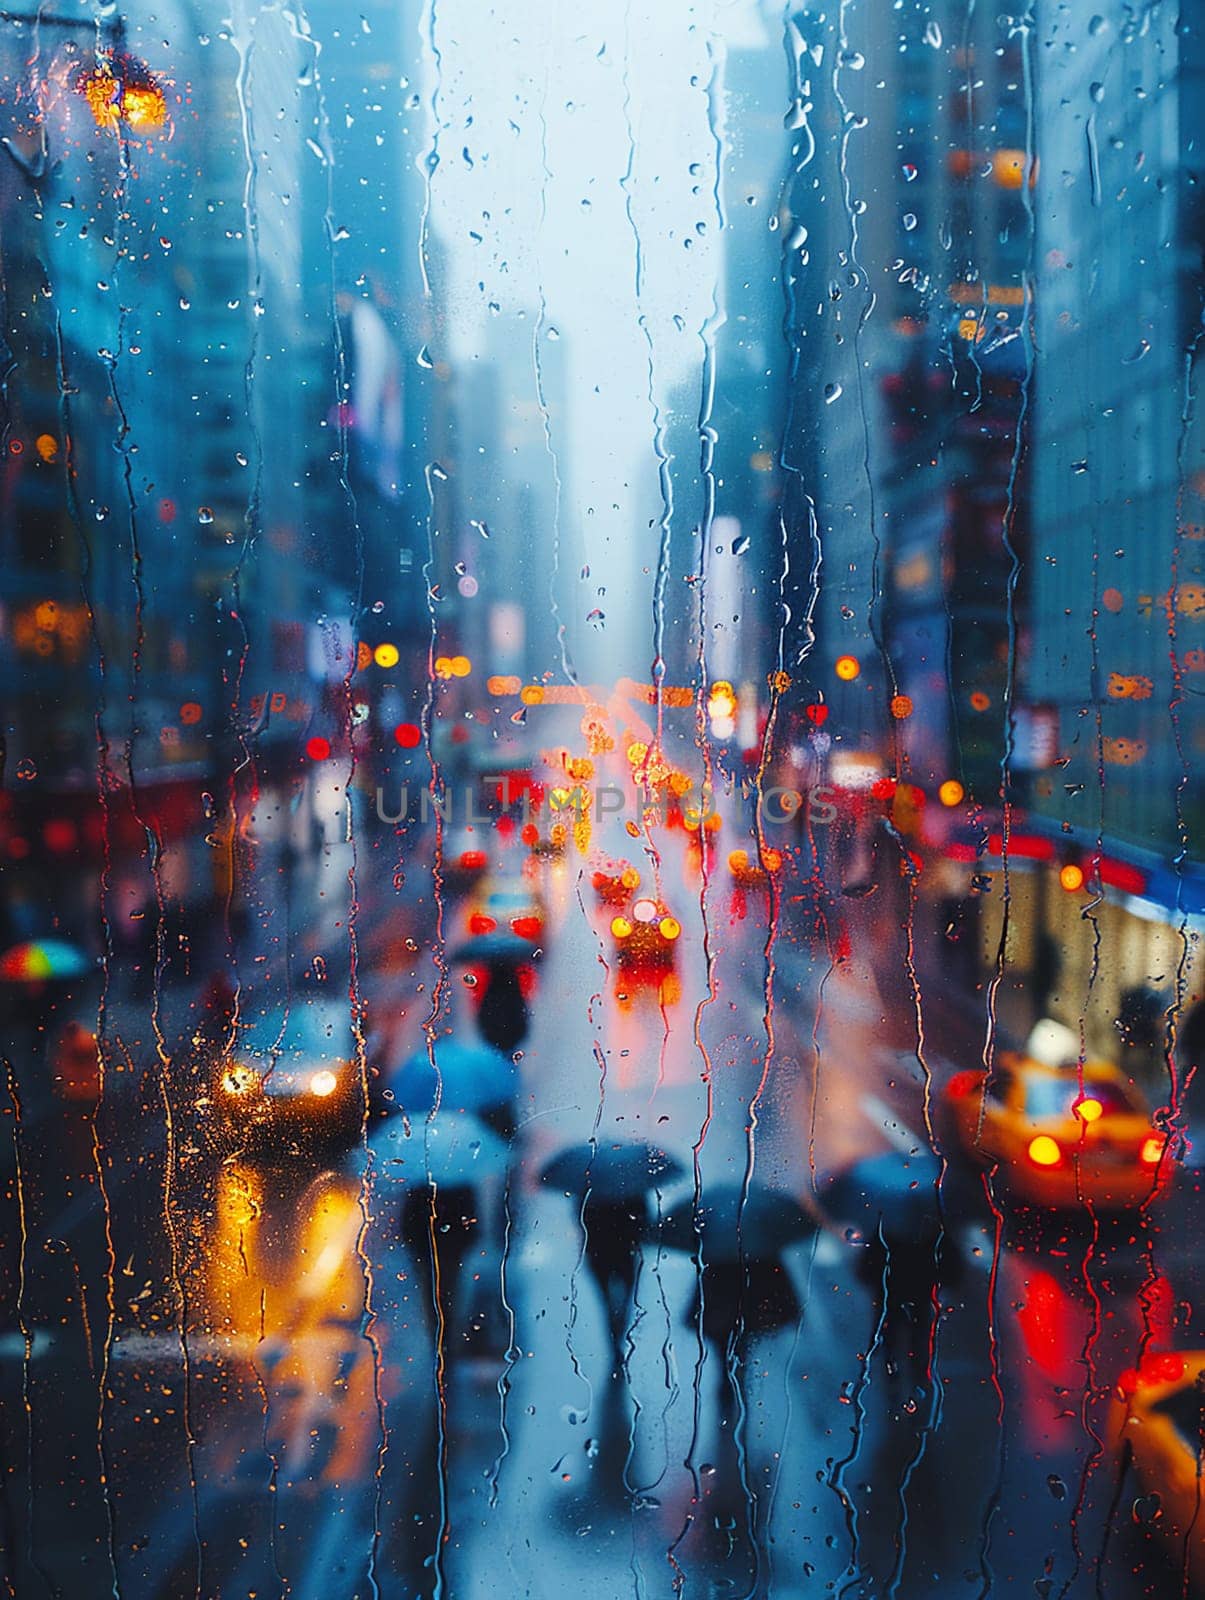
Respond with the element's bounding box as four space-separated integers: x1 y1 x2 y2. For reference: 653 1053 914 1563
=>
655 1183 819 1260
450 931 542 965
822 1150 944 1246
540 1140 683 1201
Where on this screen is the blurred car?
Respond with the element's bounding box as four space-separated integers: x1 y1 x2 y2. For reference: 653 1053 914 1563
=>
440 824 493 892
945 1045 1170 1209
591 858 642 906
728 846 784 889
521 813 569 860
464 873 547 944
210 997 364 1161
610 894 681 971
51 1019 100 1104
1110 1350 1205 1586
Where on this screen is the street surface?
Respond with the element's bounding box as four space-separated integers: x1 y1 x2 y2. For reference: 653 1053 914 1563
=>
2 732 1195 1600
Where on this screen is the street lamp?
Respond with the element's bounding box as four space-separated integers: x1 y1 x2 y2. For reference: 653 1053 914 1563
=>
0 10 164 177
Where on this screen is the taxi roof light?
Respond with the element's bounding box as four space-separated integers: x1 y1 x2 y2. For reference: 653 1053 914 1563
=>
611 916 633 939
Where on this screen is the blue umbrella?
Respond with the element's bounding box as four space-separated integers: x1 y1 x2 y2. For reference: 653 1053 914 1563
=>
822 1150 945 1246
393 1038 517 1118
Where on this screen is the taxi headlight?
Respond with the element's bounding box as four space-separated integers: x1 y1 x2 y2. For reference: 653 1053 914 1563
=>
1027 1134 1062 1168
221 1064 259 1096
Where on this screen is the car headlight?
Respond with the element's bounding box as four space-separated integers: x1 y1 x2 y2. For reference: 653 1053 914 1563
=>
309 1069 338 1098
221 1064 260 1096
1140 1136 1164 1165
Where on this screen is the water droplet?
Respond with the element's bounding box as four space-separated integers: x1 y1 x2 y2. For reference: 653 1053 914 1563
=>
586 609 605 628
1089 14 1108 35
903 212 918 231
923 19 942 47
235 452 248 467
1047 1474 1067 1501
824 383 843 404
178 297 190 311
902 162 918 182
546 326 560 341
1090 81 1105 104
198 506 214 524
416 345 434 369
840 49 864 70
1071 460 1089 475
732 533 750 556
15 758 36 782
1122 339 1151 364
430 463 449 482
1132 1493 1161 1525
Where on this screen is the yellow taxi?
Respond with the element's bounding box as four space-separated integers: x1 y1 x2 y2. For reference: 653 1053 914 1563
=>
610 894 681 972
945 1033 1170 1210
727 846 784 889
1110 1350 1205 1587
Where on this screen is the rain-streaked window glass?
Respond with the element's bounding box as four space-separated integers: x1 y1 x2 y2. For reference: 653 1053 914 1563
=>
1 1 1202 1595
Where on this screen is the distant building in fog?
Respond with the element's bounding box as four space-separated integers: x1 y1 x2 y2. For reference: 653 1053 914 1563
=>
1011 1 1205 1061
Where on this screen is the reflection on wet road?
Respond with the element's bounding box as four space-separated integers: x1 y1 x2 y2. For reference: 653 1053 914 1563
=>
2 737 1175 1600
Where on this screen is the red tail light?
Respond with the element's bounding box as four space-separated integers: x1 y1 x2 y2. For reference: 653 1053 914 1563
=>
459 849 488 872
946 1069 982 1100
1120 1352 1187 1397
510 915 542 941
468 912 497 935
